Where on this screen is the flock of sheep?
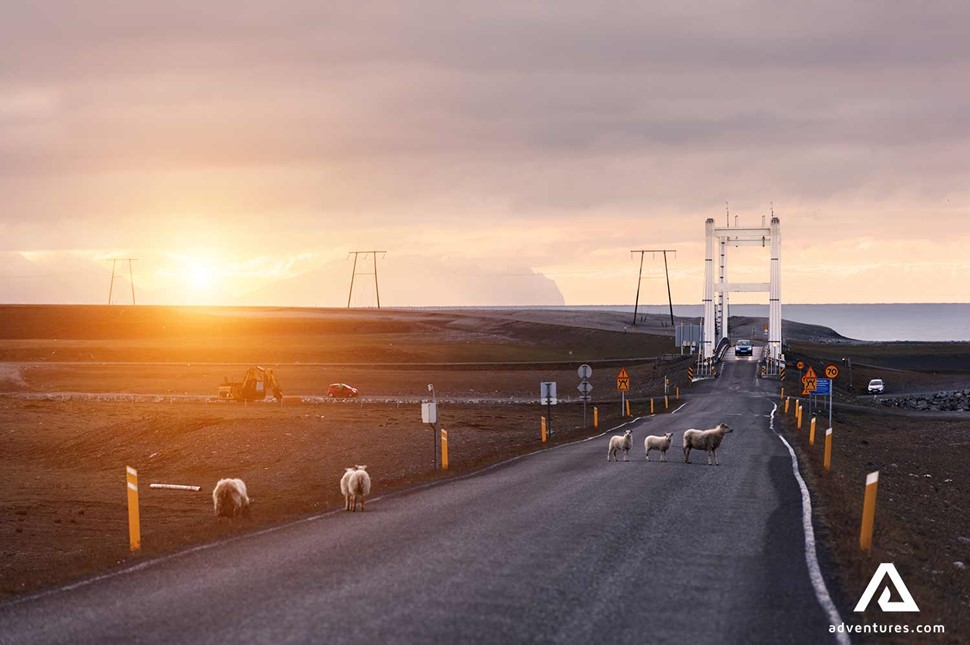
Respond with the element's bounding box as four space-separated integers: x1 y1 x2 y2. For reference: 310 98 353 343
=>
210 423 732 519
211 465 372 520
608 423 734 465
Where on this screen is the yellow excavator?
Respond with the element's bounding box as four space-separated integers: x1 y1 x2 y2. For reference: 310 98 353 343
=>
218 366 283 402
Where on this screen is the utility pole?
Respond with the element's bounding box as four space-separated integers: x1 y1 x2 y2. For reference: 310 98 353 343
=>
346 251 386 308
630 249 677 327
107 258 137 305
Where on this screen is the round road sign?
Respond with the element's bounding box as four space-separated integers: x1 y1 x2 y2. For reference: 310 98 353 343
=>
796 360 805 370
578 364 593 379
825 364 840 379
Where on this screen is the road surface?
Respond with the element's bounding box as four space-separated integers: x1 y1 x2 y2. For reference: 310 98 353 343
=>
0 350 847 644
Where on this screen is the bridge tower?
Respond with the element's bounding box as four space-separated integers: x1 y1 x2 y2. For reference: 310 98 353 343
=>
698 215 783 377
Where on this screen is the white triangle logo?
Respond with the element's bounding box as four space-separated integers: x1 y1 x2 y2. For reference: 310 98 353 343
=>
854 563 920 612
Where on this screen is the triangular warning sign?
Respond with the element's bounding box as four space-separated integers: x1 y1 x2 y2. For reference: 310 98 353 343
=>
804 366 817 379
617 368 629 379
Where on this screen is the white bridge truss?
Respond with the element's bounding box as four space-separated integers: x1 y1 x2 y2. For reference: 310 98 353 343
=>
697 216 783 378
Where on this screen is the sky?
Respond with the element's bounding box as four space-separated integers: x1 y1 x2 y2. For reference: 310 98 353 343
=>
2 1 969 306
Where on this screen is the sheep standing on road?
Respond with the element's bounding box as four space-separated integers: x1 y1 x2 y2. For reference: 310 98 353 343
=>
644 432 674 462
346 465 371 512
682 423 734 465
212 478 251 519
607 430 633 462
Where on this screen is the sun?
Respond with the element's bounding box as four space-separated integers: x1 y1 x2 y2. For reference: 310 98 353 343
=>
177 256 222 292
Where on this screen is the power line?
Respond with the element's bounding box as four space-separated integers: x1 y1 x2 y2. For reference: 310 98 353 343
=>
107 258 137 305
347 251 386 308
630 249 677 327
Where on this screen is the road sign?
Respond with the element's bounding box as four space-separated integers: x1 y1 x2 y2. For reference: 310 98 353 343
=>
796 360 805 370
616 368 630 392
577 382 593 394
578 364 593 379
815 378 831 395
540 381 558 405
578 395 592 402
824 364 840 379
801 366 817 395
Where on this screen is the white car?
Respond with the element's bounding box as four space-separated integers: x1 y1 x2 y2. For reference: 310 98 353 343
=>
867 379 885 394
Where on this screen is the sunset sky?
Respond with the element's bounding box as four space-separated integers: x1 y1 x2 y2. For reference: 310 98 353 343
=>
2 1 968 306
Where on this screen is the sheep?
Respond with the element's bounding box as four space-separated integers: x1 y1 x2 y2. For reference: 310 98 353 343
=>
340 467 357 511
346 465 371 512
682 423 734 465
644 432 674 462
607 430 633 462
212 478 251 519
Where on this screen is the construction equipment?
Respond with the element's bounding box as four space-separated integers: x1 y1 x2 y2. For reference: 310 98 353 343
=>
218 367 283 402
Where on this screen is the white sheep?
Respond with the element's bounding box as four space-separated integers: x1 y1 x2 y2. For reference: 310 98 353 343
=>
682 423 734 465
644 432 674 462
340 467 357 511
607 430 633 462
346 465 371 512
212 478 251 519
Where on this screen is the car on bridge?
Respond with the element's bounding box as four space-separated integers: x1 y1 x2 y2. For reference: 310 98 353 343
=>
734 339 753 356
867 378 885 394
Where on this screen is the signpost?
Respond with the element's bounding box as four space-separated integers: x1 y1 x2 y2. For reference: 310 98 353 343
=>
423 384 439 469
578 365 593 428
541 381 557 436
801 366 817 396
616 367 630 416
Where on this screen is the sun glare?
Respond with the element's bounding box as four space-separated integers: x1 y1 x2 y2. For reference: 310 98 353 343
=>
187 261 217 290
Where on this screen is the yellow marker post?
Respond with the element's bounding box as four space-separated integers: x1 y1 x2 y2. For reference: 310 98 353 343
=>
676 386 680 401
860 471 879 553
780 387 785 401
126 466 141 552
824 427 833 471
593 407 598 429
664 395 669 410
541 416 547 443
809 417 817 445
797 404 803 430
440 428 449 470
625 399 631 417
785 396 790 414
650 398 654 414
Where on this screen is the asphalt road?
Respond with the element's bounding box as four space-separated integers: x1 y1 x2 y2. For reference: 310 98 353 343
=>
0 351 847 644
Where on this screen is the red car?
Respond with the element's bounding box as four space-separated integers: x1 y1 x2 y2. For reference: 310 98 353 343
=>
327 383 359 398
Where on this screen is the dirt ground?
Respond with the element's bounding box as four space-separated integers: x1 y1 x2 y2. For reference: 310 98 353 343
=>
778 365 970 643
0 305 692 599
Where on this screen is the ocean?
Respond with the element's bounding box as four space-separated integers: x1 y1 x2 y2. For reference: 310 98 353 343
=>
566 303 970 342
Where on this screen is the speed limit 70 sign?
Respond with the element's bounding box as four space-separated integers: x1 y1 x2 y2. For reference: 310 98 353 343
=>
824 364 840 379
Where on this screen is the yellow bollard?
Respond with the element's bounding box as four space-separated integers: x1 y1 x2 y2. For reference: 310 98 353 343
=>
824 428 833 471
780 387 785 401
593 407 598 429
664 395 669 410
785 396 790 414
126 466 141 552
676 386 680 401
440 428 448 469
809 417 817 445
797 404 803 430
541 416 547 443
625 399 631 417
650 398 654 414
859 471 879 553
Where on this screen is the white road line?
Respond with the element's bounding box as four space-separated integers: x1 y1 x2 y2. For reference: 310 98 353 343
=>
769 401 850 645
670 402 689 414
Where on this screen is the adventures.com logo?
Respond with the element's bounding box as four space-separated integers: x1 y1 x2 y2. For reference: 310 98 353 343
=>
829 563 946 637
